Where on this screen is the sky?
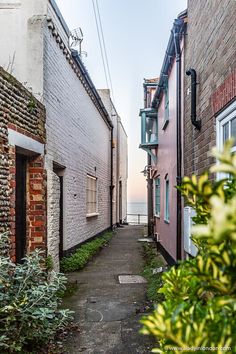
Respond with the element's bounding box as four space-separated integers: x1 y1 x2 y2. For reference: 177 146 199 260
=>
56 0 187 203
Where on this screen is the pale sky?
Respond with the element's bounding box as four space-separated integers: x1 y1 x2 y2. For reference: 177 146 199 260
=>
56 0 187 203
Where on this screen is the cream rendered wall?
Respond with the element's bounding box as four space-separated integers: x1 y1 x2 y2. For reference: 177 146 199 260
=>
0 0 47 98
118 121 128 222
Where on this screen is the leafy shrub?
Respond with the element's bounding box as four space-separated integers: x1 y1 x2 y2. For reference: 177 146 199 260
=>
60 232 113 272
141 140 236 353
0 234 73 353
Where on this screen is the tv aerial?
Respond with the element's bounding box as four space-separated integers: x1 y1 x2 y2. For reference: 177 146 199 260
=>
69 27 87 57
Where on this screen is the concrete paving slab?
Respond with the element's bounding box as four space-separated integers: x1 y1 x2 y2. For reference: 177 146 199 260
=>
63 226 154 353
118 275 147 284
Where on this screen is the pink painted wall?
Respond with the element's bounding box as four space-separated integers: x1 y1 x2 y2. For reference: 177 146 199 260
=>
154 60 177 261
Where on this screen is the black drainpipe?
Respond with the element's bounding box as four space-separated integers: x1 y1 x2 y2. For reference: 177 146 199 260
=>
186 68 201 130
110 127 114 229
174 25 182 261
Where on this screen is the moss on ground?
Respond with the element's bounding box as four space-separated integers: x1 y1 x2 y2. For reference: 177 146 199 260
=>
60 232 113 273
141 243 166 303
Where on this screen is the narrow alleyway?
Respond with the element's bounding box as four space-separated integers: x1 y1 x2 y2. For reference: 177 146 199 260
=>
63 225 155 354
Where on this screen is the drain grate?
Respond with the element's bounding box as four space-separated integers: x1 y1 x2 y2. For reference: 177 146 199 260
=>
118 275 147 284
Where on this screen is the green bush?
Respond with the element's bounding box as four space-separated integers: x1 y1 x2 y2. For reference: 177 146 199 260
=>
60 232 113 272
141 140 236 353
0 234 73 353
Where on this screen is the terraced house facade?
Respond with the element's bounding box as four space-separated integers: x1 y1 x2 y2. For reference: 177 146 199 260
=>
0 0 127 268
0 67 46 263
140 0 236 264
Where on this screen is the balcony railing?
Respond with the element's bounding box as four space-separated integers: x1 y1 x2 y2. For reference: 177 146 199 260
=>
139 108 158 148
127 213 148 225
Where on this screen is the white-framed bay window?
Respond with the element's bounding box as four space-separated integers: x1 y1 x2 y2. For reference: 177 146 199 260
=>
86 174 98 216
216 100 236 179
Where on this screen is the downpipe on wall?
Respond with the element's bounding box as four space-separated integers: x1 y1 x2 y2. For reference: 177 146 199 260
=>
174 25 182 261
186 68 201 130
110 127 114 230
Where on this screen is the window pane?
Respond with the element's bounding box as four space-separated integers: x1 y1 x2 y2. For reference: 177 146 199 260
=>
165 180 169 221
223 122 229 143
231 117 236 147
86 175 97 214
155 178 160 215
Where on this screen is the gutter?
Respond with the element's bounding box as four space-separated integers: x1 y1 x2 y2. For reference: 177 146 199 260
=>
151 13 186 109
48 1 113 130
173 21 182 261
151 11 187 262
71 50 113 129
49 0 70 37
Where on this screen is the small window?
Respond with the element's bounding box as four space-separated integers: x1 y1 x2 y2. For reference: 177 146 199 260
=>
155 177 160 217
217 100 236 179
86 175 98 215
164 177 169 222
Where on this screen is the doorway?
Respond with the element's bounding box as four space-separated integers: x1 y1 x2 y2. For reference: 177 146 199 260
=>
15 153 27 263
53 164 65 260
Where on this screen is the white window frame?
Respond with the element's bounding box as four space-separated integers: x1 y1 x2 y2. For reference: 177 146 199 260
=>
216 100 236 179
86 174 99 217
154 177 160 217
164 175 170 223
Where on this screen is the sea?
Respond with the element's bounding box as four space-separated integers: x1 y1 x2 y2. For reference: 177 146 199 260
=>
127 202 147 225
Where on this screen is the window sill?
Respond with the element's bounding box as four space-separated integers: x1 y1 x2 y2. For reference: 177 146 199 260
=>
162 119 169 130
86 212 99 218
164 219 170 224
154 214 160 219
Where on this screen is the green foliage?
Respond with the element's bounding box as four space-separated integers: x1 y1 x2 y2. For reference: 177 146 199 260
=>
142 243 166 303
45 254 54 271
60 232 113 272
0 233 73 353
27 97 37 113
141 140 236 353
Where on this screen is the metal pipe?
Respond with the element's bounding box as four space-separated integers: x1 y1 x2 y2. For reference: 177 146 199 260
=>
110 127 114 229
147 156 154 237
174 28 182 261
186 68 201 130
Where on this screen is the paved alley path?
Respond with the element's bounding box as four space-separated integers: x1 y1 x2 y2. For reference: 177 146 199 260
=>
63 225 155 354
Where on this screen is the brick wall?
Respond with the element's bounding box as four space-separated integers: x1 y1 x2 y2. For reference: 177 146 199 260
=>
0 67 46 261
44 20 112 252
184 0 236 177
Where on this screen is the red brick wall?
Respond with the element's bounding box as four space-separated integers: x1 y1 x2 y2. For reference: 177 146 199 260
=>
211 68 236 116
0 67 46 261
184 0 236 177
28 156 47 252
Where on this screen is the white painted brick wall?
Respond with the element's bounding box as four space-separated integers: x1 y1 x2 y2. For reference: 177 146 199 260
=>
98 89 118 225
44 27 111 252
0 1 117 260
47 170 60 271
98 89 128 225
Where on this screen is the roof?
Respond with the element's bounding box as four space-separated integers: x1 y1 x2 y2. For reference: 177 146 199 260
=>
48 1 113 128
151 10 187 108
